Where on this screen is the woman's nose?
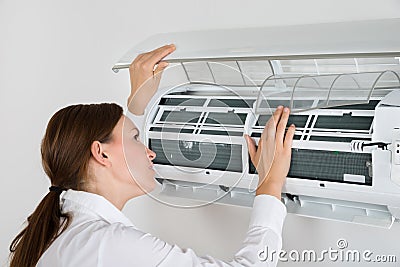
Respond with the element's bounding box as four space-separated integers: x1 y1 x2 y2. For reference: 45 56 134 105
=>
146 147 156 160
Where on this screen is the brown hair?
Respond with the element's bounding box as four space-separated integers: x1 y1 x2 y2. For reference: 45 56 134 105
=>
9 103 123 267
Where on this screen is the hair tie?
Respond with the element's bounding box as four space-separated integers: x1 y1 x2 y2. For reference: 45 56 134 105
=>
49 186 66 194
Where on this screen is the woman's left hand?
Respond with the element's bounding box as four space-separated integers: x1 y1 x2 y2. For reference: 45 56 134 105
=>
128 44 176 115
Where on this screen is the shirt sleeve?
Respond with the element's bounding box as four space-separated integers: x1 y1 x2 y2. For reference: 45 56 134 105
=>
100 194 286 267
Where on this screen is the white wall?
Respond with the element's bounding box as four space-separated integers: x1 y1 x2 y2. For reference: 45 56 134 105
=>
1 0 400 266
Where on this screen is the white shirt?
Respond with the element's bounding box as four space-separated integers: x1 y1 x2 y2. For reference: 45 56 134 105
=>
37 190 286 267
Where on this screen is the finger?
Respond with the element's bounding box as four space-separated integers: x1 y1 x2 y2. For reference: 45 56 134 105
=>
255 138 263 168
244 134 257 161
139 45 171 60
276 107 290 146
134 44 175 73
262 107 282 153
151 44 176 54
262 106 283 140
153 61 169 76
144 44 176 68
284 124 296 152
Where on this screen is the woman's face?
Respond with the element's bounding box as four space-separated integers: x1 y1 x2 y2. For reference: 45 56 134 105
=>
108 115 156 195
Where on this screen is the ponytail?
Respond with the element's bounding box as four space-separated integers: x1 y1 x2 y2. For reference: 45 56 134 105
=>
9 190 71 267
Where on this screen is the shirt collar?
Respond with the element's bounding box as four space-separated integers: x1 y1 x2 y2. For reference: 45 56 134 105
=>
61 189 135 227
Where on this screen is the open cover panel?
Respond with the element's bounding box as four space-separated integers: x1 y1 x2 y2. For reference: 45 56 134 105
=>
113 19 400 70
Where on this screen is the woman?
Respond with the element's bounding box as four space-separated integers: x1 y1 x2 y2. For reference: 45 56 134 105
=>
9 45 295 267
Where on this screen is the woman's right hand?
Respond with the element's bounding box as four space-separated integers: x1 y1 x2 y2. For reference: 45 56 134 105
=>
128 44 176 115
245 106 295 199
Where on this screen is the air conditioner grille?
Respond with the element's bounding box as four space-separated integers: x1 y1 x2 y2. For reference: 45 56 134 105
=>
314 115 373 130
159 98 206 106
309 136 371 142
200 130 243 136
208 99 255 108
205 112 247 125
160 111 202 123
328 100 379 110
150 127 194 134
149 139 243 172
249 149 372 186
256 115 309 128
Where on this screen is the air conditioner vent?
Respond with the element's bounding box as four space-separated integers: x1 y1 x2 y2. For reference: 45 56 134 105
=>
327 100 379 110
200 130 243 136
256 115 309 128
205 112 247 126
159 98 206 106
150 127 194 134
208 99 255 108
309 136 371 143
151 96 251 138
249 149 372 186
314 115 373 131
149 139 243 172
160 111 201 123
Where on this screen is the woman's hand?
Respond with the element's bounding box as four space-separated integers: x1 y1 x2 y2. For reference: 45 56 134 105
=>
128 44 176 115
245 106 295 199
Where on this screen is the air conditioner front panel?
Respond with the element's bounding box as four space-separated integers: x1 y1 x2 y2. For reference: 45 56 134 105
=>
113 19 400 71
116 19 400 226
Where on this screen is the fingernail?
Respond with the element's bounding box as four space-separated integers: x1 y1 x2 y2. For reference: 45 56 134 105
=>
284 107 289 112
277 105 283 109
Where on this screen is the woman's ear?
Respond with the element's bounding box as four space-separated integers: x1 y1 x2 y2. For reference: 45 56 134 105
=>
90 141 110 166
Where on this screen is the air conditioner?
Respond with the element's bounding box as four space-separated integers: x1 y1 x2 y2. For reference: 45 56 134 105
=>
113 19 400 228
